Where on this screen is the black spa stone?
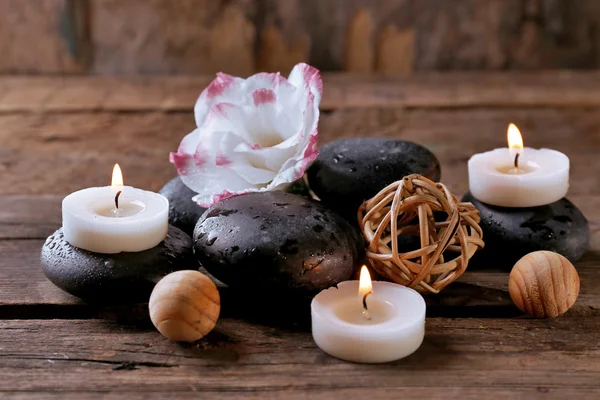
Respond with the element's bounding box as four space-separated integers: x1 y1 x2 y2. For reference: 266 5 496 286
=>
41 225 195 303
159 177 206 236
193 191 365 294
463 192 589 270
307 138 441 215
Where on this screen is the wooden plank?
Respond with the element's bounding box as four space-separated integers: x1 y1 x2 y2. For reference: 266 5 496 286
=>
0 106 597 315
344 10 374 73
0 76 212 113
0 112 194 195
3 389 600 400
0 228 597 318
90 0 256 75
0 108 598 196
261 0 600 72
5 73 600 112
256 25 310 76
0 318 599 398
0 0 89 73
3 1 600 75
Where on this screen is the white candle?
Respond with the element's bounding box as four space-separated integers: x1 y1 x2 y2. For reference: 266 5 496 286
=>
311 267 426 363
468 123 569 208
62 164 169 254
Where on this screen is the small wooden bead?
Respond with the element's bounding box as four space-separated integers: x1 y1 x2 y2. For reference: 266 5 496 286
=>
508 251 580 318
149 270 220 342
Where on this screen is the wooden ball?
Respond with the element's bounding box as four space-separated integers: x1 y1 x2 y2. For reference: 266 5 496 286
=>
509 251 580 318
149 270 220 342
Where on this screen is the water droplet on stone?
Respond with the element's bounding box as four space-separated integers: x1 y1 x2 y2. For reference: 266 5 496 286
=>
206 231 218 246
542 231 554 240
104 259 115 268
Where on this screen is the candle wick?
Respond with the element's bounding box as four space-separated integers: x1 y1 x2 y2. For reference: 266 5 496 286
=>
115 190 122 210
362 291 373 320
514 153 520 169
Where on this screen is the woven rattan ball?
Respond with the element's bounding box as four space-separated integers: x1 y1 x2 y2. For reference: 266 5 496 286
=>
358 174 484 294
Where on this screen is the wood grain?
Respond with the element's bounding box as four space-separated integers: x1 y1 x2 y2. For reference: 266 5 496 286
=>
7 73 600 113
0 318 599 398
0 0 88 73
509 251 580 318
90 0 256 75
1 230 598 318
254 0 600 72
3 389 600 400
0 72 599 397
345 10 374 73
5 0 600 74
149 270 220 342
257 26 310 75
375 25 414 76
0 106 599 196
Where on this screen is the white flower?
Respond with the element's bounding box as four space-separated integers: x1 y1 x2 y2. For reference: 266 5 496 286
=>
169 63 322 207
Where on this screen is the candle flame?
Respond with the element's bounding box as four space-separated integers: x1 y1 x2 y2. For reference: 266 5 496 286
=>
111 163 124 189
507 123 524 151
358 265 373 296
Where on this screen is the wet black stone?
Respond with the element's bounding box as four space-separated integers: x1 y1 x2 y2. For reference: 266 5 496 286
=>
307 138 441 214
193 191 365 294
41 225 195 303
159 177 206 236
463 192 589 270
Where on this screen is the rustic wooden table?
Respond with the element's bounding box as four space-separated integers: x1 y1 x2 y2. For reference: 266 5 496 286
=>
1 72 599 399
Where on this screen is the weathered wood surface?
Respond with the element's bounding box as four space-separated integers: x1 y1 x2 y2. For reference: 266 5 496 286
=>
90 0 256 75
7 72 600 112
1 105 599 196
0 73 599 398
1 235 598 321
0 0 89 73
5 0 600 74
1 318 600 399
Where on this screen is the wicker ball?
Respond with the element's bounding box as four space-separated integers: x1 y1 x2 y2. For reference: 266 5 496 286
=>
509 251 580 318
149 270 220 342
358 174 484 294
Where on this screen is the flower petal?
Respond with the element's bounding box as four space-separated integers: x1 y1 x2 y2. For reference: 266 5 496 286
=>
171 129 262 206
252 88 276 106
288 63 323 106
217 132 277 185
194 73 243 127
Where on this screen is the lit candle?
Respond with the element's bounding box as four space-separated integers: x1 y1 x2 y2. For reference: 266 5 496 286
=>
311 266 426 363
62 164 169 254
468 123 569 207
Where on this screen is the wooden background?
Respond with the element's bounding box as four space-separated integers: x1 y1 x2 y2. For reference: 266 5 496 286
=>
1 73 600 398
4 0 600 76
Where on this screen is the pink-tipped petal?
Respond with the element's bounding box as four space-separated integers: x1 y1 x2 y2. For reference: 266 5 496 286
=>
206 73 235 99
288 63 323 105
252 88 277 106
194 74 242 127
193 146 208 168
169 152 191 176
215 151 232 167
